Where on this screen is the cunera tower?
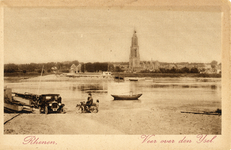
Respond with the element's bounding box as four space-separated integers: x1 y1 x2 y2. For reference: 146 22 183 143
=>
129 30 141 71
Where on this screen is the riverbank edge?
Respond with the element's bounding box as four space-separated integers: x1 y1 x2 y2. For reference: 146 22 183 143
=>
112 72 221 78
4 72 221 80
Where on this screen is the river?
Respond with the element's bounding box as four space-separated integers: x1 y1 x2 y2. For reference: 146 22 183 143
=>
4 76 221 113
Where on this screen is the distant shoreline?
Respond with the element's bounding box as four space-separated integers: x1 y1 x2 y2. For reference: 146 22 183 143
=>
4 72 221 83
111 72 221 78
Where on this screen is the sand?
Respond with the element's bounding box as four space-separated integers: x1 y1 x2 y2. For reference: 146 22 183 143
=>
4 106 221 135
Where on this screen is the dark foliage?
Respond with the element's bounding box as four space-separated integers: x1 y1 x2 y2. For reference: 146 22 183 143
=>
4 60 113 74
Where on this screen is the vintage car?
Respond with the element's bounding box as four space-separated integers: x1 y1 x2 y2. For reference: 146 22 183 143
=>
38 94 65 114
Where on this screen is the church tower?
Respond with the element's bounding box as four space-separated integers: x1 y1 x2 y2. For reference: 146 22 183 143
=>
129 30 140 71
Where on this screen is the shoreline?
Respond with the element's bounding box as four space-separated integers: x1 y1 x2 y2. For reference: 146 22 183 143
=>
4 73 221 82
111 72 221 78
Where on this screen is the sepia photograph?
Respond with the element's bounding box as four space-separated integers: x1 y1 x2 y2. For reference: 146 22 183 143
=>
1 0 230 149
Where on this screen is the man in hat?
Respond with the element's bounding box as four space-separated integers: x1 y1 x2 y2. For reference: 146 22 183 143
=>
85 93 93 112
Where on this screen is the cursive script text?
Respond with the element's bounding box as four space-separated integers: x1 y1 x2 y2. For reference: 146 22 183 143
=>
23 136 57 145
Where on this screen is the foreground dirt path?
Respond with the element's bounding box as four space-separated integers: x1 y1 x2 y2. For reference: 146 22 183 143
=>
4 113 124 134
4 107 221 135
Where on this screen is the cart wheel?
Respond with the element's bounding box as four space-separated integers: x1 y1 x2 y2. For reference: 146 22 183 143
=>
45 106 48 114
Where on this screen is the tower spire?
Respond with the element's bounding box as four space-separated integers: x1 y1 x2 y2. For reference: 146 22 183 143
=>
129 30 140 72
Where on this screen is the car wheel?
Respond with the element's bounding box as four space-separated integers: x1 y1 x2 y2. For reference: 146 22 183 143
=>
39 106 42 114
60 108 64 114
45 106 48 114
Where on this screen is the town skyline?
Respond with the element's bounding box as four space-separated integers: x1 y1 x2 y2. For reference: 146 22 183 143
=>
4 60 222 65
4 8 221 64
4 59 221 65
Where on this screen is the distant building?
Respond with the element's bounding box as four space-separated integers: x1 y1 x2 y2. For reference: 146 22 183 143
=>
69 64 82 73
129 30 142 72
102 71 112 76
76 64 82 73
153 61 160 71
140 60 160 72
69 64 76 73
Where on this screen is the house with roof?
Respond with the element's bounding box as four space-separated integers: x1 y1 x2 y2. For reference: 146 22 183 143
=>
69 64 82 73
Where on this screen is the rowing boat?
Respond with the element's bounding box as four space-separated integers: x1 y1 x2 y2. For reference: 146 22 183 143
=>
111 94 142 100
129 79 138 81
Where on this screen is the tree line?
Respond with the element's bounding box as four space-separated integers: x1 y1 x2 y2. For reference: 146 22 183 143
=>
83 63 114 72
4 61 114 74
140 67 200 74
4 60 220 74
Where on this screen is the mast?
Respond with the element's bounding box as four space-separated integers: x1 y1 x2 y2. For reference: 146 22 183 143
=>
37 65 44 94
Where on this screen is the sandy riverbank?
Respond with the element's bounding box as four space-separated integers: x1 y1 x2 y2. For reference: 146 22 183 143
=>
4 104 221 135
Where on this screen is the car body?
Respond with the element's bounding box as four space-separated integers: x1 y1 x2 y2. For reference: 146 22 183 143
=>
38 94 65 114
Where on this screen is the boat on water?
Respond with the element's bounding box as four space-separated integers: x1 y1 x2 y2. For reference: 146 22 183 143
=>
111 93 142 100
129 79 138 81
129 78 145 81
114 76 125 82
114 76 124 80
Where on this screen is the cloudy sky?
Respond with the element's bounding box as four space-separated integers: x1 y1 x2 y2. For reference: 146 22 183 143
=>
4 7 221 64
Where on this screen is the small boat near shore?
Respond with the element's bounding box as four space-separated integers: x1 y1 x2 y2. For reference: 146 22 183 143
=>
128 78 145 81
111 93 142 100
4 102 24 112
4 88 33 113
114 76 124 80
129 79 138 81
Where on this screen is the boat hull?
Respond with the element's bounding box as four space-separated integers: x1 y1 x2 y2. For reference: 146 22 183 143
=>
111 94 142 100
129 79 138 81
4 103 23 112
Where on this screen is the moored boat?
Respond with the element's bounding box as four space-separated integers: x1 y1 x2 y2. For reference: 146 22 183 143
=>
4 88 33 113
4 103 24 112
129 79 138 81
114 76 124 80
111 93 142 100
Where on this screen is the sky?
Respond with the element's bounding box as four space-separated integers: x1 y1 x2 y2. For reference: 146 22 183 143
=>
4 7 221 64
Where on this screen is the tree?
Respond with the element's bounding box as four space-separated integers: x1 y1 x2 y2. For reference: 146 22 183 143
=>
81 63 85 73
181 67 190 73
72 60 79 66
108 64 114 71
85 63 94 72
115 66 123 72
159 68 166 73
4 63 18 73
211 60 218 69
170 67 176 73
190 67 199 73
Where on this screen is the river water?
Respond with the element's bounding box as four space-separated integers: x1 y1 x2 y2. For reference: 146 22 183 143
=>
4 77 221 113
